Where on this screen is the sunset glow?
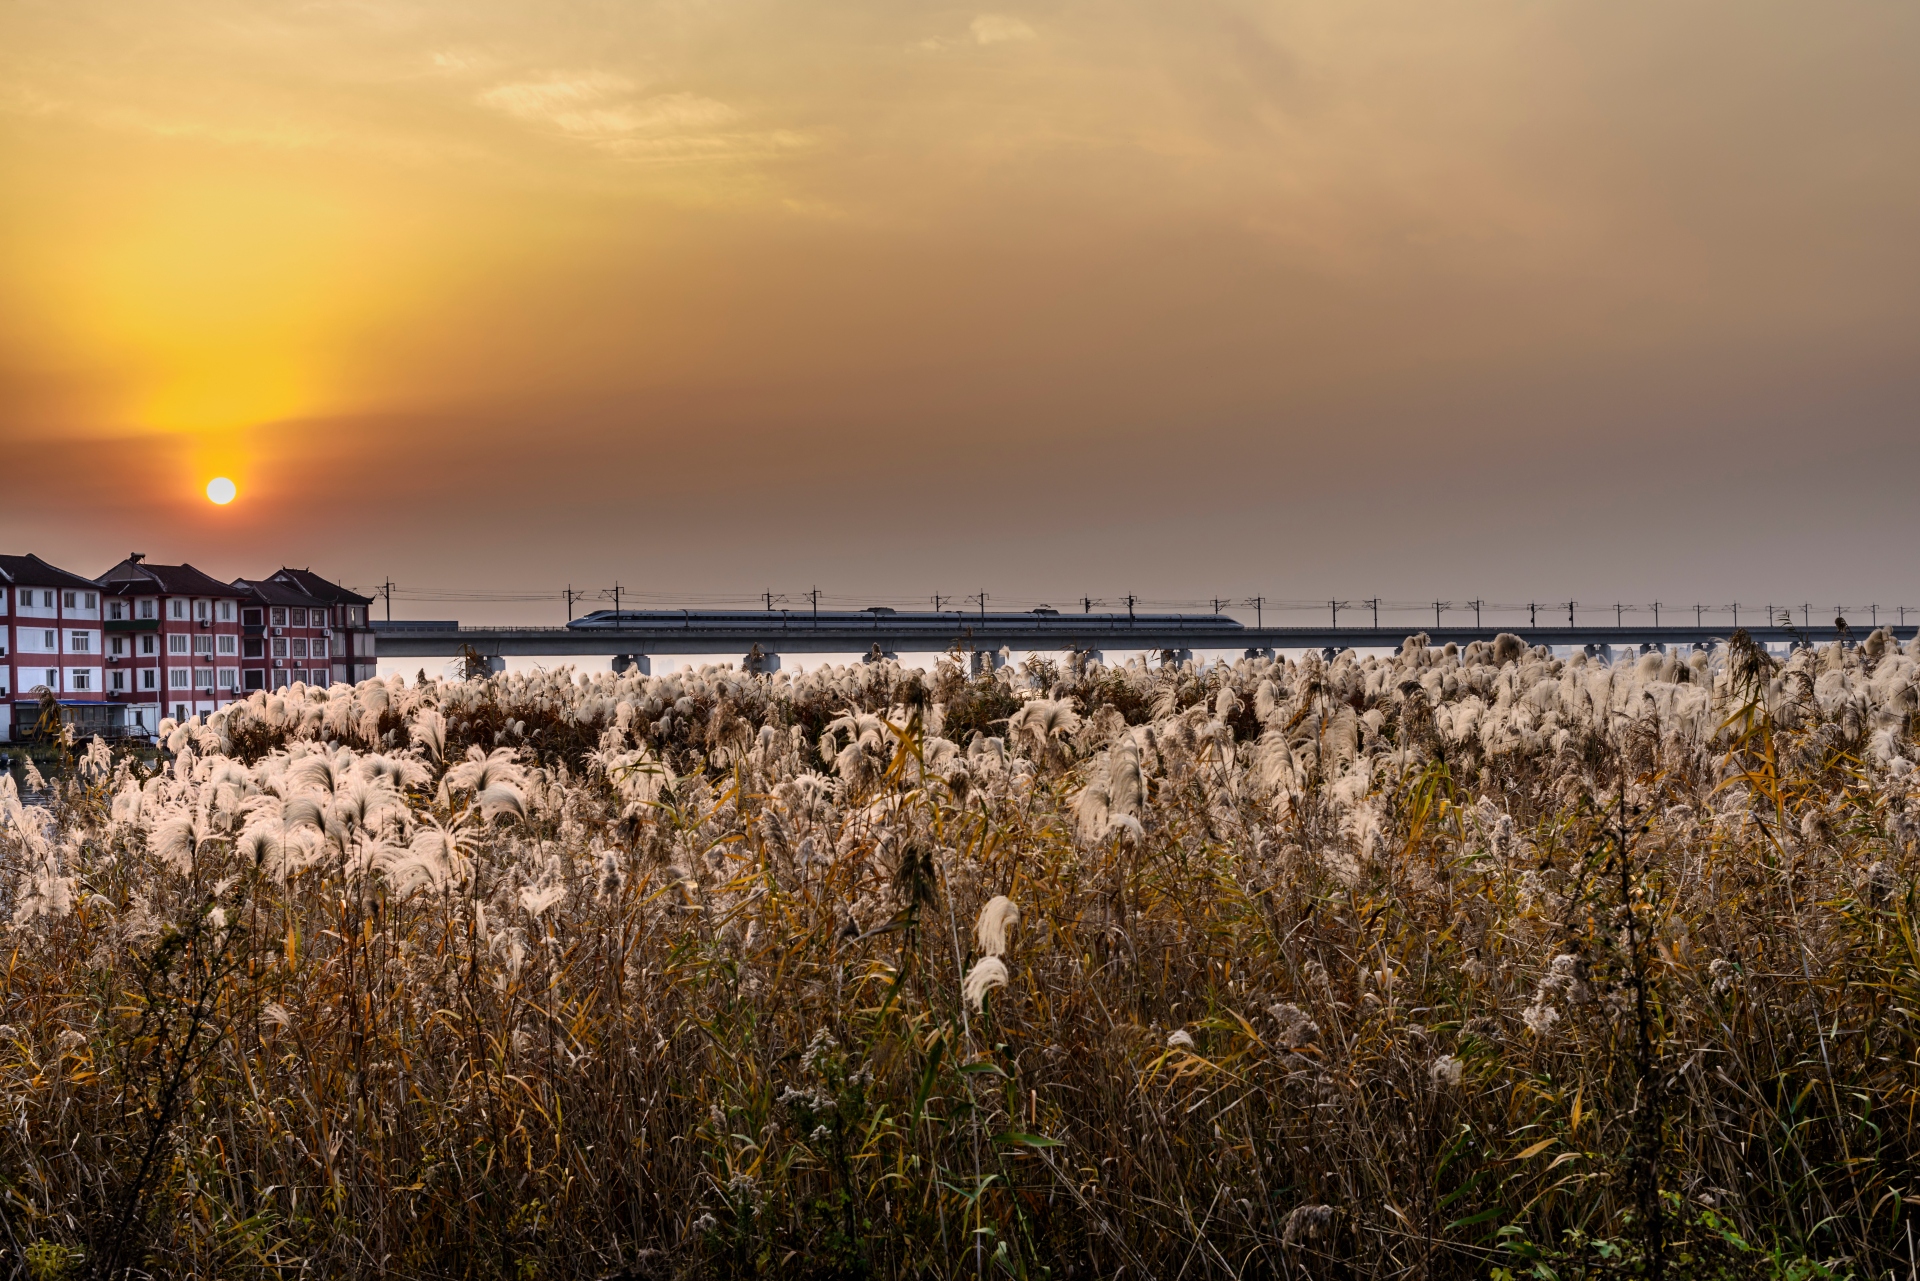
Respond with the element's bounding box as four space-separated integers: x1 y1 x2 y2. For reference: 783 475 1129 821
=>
1 1 1916 610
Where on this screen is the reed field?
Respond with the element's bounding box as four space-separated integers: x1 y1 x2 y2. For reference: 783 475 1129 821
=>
2 629 1917 1279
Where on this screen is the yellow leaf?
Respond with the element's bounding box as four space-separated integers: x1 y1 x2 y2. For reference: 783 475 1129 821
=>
1515 1137 1557 1160
1570 1087 1583 1134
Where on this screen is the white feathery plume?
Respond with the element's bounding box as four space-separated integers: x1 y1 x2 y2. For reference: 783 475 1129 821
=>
962 955 1009 1012
446 745 525 795
974 896 1020 957
409 708 448 761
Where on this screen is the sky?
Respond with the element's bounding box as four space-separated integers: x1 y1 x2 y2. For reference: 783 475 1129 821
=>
3 0 1917 628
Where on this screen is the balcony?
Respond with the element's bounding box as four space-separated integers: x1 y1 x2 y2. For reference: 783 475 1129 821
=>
105 618 160 633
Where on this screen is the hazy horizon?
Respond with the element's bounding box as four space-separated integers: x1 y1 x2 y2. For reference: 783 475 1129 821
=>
5 1 1917 622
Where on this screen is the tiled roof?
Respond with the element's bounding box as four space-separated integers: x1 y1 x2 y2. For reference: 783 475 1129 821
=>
266 568 373 607
95 558 250 597
0 553 104 591
234 577 324 607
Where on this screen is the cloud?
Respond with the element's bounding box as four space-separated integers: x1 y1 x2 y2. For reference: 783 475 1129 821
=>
479 74 736 147
431 49 494 75
971 15 1037 45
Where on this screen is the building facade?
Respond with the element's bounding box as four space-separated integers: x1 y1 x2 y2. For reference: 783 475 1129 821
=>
0 554 109 742
96 556 251 732
234 569 377 690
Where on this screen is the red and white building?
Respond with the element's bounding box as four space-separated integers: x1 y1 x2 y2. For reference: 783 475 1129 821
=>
233 569 377 690
1 554 109 742
96 555 251 732
2 553 383 741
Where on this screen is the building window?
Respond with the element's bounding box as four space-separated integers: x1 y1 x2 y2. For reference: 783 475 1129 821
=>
193 635 213 656
109 601 125 621
272 638 288 658
291 638 308 659
195 600 210 622
70 632 90 652
43 630 56 648
111 670 126 692
243 608 262 626
140 599 156 620
346 608 360 625
312 638 329 660
216 635 237 656
271 607 288 627
219 600 234 622
243 639 263 659
290 607 306 627
175 704 189 720
193 668 213 690
45 669 59 689
142 635 157 656
72 670 90 690
310 670 330 688
63 591 76 608
111 637 125 656
142 669 157 690
244 670 264 691
218 667 238 690
170 599 185 620
169 668 190 689
85 592 97 609
169 634 189 655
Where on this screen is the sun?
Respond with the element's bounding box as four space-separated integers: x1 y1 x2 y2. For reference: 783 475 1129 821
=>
206 476 238 505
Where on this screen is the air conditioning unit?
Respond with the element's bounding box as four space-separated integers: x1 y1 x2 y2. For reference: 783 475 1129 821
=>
274 659 284 668
199 619 211 628
273 627 283 636
323 628 333 638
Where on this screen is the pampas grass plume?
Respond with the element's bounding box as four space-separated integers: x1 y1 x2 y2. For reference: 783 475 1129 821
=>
963 955 1008 1012
974 894 1020 956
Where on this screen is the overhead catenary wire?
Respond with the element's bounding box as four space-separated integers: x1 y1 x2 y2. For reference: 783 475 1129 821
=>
352 584 1919 629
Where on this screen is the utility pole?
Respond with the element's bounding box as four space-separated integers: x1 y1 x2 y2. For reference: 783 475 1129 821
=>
565 585 575 623
934 594 947 612
811 587 819 625
1615 603 1624 627
612 582 621 620
765 591 775 611
1249 596 1263 628
1652 601 1660 627
1695 603 1703 627
1732 602 1738 628
1568 601 1577 627
1212 598 1222 615
382 578 393 623
1870 603 1877 627
1529 602 1537 628
1330 600 1340 627
978 591 987 619
1127 594 1136 622
1367 598 1380 628
1803 603 1810 627
1083 596 1093 615
1433 600 1443 629
1471 599 1482 629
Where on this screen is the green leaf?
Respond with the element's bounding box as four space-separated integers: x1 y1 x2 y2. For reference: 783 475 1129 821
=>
994 1129 1063 1148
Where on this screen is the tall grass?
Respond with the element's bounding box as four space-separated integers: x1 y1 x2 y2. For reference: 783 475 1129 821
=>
1 629 1916 1278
